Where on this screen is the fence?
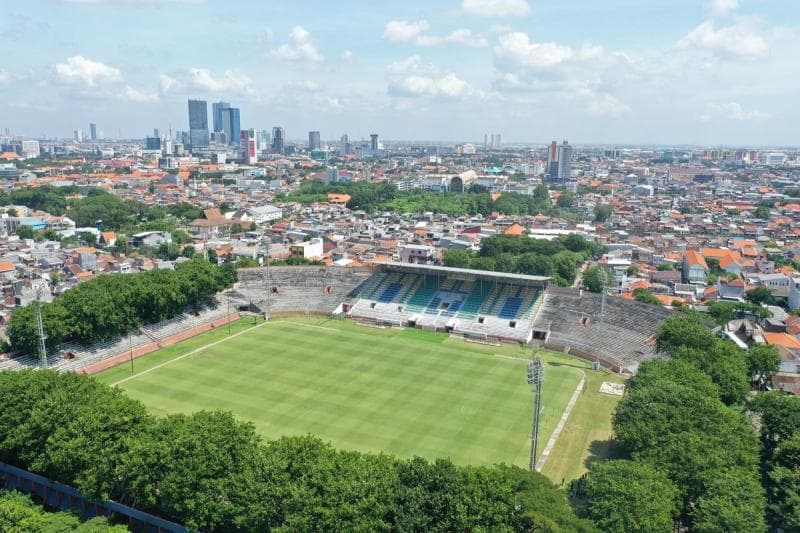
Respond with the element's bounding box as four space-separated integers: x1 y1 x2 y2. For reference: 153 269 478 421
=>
1 461 186 532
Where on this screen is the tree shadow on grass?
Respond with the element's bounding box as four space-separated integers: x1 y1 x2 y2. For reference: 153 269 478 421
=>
584 438 621 472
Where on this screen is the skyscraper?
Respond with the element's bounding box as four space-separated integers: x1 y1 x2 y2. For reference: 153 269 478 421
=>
221 107 241 145
370 133 379 151
153 128 160 139
187 99 209 147
212 102 230 133
340 134 349 155
547 140 559 179
89 123 97 141
272 127 285 154
74 130 83 143
308 131 321 150
557 140 573 182
240 129 257 165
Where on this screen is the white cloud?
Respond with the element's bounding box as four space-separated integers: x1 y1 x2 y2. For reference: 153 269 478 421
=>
384 20 487 47
708 0 738 16
188 68 254 93
55 55 122 86
586 93 630 117
268 26 323 63
324 97 345 111
462 0 531 17
124 85 158 102
386 55 475 99
341 50 353 61
389 73 473 98
707 101 770 120
159 73 180 94
59 0 202 5
286 80 320 92
383 20 429 42
494 32 601 68
0 69 10 83
677 20 768 59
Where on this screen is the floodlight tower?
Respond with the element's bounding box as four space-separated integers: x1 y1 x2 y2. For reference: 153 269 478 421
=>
262 236 271 320
34 287 48 366
527 355 545 471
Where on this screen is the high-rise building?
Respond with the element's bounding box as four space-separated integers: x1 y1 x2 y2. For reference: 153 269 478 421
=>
484 133 501 148
145 136 161 150
308 131 321 151
187 99 209 147
21 140 39 159
74 130 83 143
89 123 97 141
212 102 230 133
557 140 573 182
240 129 258 165
370 133 379 151
340 134 349 155
153 128 160 139
221 107 241 145
272 127 285 153
547 140 559 179
259 129 270 151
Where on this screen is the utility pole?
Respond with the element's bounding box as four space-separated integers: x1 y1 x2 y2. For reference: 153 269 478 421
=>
263 237 271 321
34 287 47 367
527 355 545 471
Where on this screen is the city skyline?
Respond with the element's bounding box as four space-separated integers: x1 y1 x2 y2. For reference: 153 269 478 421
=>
0 0 797 145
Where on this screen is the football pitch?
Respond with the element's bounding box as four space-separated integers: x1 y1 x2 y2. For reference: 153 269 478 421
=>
95 317 620 477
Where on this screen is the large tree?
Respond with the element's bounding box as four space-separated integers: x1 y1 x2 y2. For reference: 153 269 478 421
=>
586 460 679 533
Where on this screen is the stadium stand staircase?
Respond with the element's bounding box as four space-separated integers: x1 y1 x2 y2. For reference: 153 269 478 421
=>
406 276 439 313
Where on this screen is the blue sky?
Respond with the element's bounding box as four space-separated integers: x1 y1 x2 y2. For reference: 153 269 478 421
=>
1 0 797 145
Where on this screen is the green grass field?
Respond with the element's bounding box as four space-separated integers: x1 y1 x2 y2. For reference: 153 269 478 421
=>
96 317 621 479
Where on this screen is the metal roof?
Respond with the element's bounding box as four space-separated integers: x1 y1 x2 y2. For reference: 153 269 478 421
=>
378 261 551 284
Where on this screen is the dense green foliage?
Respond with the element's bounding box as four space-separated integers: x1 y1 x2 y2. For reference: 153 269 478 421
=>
706 301 771 325
7 258 236 354
582 266 609 293
443 234 603 286
632 288 661 305
0 370 594 532
278 180 561 217
0 490 126 532
585 460 679 533
591 315 777 531
5 186 202 232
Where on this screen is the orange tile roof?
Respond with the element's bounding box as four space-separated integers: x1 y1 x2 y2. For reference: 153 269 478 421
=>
764 332 800 350
0 261 15 272
504 223 525 236
684 250 708 268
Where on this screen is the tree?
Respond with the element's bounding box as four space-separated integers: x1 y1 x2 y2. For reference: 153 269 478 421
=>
443 249 473 269
16 225 34 239
690 468 767 533
586 460 679 533
754 205 771 219
583 266 608 293
82 232 97 246
657 263 674 271
556 191 575 208
673 340 750 405
633 288 661 305
594 203 612 222
745 287 775 306
230 222 243 234
746 345 781 388
655 315 716 355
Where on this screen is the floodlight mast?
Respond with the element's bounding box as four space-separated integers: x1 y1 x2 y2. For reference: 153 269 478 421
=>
527 355 545 471
34 286 48 367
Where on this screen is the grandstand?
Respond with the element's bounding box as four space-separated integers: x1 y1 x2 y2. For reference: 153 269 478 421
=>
347 262 549 344
532 287 673 373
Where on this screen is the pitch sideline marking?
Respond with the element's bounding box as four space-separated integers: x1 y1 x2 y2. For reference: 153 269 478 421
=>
535 369 586 472
111 322 270 387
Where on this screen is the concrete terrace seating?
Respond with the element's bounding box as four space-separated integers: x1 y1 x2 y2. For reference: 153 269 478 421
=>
235 266 371 314
0 304 229 374
533 287 672 372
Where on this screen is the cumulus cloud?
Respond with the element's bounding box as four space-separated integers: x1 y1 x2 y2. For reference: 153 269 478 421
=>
188 68 254 93
494 32 602 68
59 0 202 5
384 20 488 47
585 93 630 117
341 50 353 61
159 73 180 94
386 54 475 99
268 26 323 63
706 101 770 120
124 85 158 102
462 0 531 17
55 55 122 86
0 68 10 83
677 20 768 59
708 0 738 16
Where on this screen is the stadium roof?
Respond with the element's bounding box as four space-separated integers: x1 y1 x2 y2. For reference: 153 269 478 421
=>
379 261 551 284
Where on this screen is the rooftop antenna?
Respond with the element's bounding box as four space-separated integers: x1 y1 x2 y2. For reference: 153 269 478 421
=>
527 355 545 471
34 286 48 366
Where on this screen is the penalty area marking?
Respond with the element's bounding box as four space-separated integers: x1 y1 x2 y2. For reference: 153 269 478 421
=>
111 321 269 387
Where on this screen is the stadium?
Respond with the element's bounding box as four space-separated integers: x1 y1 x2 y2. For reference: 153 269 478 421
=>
1 263 671 480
